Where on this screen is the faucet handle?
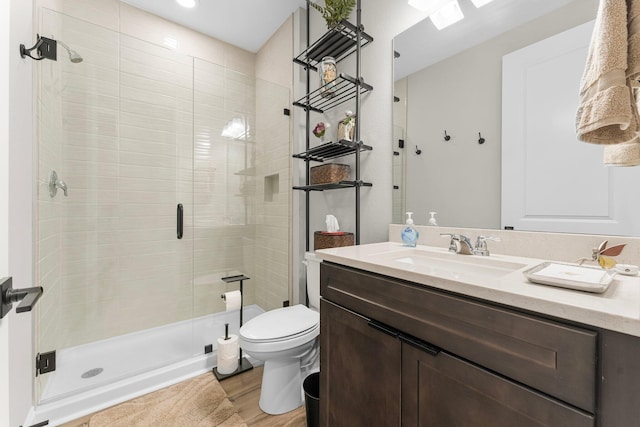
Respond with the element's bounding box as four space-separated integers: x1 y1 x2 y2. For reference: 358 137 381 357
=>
474 235 501 256
440 233 473 254
440 233 458 252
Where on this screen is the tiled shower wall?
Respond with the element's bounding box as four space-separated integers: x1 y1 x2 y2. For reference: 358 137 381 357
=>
36 0 291 358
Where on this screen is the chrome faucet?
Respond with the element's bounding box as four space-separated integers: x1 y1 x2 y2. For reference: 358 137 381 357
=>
441 233 474 255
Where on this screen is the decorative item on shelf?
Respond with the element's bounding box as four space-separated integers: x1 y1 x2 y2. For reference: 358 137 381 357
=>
319 56 337 98
314 214 354 250
307 0 356 29
310 163 350 185
312 121 329 139
338 110 356 141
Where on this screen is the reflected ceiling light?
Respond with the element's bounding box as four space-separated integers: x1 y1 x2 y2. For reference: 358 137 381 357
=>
470 0 495 7
221 116 251 140
163 36 178 49
176 0 198 8
430 0 464 30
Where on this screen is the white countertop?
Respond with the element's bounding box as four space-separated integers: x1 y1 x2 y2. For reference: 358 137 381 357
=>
315 242 640 337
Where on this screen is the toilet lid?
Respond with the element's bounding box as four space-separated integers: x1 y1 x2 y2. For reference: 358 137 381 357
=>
241 305 319 342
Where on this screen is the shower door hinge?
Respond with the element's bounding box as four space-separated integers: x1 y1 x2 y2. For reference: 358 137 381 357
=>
36 350 56 376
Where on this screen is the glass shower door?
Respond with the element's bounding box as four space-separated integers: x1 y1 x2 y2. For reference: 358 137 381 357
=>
36 9 195 403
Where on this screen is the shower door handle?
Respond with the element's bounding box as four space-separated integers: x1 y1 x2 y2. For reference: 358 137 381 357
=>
177 203 183 239
1 277 44 319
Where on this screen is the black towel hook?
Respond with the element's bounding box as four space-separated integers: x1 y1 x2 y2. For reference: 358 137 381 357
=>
444 130 451 142
415 145 422 155
478 132 486 145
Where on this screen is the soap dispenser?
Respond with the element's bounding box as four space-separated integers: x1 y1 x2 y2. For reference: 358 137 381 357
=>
401 212 419 247
428 212 438 226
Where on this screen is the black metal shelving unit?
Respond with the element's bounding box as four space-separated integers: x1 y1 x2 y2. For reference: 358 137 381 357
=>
293 0 372 253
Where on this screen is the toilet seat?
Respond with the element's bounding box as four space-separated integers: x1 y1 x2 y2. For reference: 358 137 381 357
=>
239 305 319 353
240 305 319 342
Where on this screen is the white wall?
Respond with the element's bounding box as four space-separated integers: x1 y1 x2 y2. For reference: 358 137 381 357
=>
403 0 597 229
1 0 36 425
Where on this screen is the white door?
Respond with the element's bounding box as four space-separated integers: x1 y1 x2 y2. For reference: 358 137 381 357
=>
502 20 640 236
1 0 36 425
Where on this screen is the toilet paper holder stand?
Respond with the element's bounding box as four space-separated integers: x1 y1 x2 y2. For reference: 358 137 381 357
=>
213 274 254 380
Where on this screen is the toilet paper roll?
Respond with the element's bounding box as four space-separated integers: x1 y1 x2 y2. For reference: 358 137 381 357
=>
222 290 242 312
217 334 239 359
216 355 238 375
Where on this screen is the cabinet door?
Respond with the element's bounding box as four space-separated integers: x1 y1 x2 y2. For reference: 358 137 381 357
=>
320 299 401 426
402 343 594 427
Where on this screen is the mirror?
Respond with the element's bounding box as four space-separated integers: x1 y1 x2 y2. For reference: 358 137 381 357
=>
391 0 640 235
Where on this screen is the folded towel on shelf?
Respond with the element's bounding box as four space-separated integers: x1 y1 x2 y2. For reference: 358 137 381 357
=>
576 0 640 145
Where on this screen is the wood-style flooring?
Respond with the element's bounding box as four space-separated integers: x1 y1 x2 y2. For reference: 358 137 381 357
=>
60 366 306 427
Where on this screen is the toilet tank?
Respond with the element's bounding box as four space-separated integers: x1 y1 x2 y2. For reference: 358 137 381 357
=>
304 252 322 309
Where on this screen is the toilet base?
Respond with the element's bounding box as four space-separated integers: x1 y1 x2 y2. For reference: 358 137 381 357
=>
258 358 303 415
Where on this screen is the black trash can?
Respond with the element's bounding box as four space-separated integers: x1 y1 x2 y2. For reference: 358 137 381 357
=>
303 372 320 427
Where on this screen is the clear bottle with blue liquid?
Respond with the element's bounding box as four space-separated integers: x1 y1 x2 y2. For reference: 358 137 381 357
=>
401 212 419 247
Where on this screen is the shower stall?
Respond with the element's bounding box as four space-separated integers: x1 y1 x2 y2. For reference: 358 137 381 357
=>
34 6 291 417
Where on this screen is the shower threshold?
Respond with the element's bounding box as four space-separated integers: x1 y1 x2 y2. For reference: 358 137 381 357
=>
27 305 264 427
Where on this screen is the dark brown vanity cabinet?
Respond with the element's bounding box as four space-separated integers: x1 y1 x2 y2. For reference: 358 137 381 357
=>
320 261 640 426
320 299 401 426
402 343 593 426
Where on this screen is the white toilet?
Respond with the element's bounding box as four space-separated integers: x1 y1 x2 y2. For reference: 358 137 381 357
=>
238 252 321 415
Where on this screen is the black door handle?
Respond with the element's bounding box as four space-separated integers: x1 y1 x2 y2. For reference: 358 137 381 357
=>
399 334 440 356
367 320 399 338
177 203 183 239
1 277 44 319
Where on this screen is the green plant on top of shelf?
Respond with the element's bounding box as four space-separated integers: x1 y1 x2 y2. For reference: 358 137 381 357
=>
307 0 356 29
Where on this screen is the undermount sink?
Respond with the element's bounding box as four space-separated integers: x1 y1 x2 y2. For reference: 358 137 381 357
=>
369 248 528 280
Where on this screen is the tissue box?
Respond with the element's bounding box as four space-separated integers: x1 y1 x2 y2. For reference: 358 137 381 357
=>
314 231 354 250
310 163 350 185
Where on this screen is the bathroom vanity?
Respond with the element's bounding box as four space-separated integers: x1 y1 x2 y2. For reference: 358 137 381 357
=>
317 243 640 426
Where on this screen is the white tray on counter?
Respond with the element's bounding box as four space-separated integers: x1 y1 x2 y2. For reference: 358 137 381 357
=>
523 262 616 293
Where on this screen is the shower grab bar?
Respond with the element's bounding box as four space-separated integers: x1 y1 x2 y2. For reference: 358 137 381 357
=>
177 203 183 239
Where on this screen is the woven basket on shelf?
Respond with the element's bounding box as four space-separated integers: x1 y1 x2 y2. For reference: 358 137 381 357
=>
310 163 350 185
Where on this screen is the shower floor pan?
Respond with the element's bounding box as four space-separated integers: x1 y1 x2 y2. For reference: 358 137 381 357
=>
30 305 264 426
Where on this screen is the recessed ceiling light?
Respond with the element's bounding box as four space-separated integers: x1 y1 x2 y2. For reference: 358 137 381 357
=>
470 0 495 7
176 0 197 8
430 0 464 30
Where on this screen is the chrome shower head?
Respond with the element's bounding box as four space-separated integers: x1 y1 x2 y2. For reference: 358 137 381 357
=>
57 40 83 63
